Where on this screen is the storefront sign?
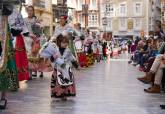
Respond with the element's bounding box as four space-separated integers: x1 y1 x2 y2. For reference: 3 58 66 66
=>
127 19 133 30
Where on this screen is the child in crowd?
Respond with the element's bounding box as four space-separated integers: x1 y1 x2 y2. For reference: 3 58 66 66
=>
40 34 78 101
98 42 103 60
102 42 107 60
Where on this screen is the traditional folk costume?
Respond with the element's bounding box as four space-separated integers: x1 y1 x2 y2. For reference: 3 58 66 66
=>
98 43 103 60
74 28 88 67
53 24 77 58
23 17 35 56
24 17 52 74
92 39 100 62
74 27 85 51
0 16 19 91
0 3 20 109
102 42 107 59
84 34 94 66
39 42 76 98
8 8 29 81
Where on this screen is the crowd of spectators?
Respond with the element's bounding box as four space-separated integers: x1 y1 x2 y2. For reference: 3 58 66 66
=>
128 22 165 94
127 21 165 109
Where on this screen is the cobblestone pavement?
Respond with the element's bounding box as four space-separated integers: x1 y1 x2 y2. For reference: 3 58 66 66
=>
0 54 165 114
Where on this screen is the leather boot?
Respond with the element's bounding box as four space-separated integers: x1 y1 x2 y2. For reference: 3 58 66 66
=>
144 84 160 93
138 72 155 84
137 76 149 84
160 105 165 109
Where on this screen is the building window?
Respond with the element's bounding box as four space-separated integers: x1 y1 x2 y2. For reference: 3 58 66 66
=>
78 14 83 26
90 0 97 10
57 0 67 6
33 0 45 8
119 3 127 17
134 2 142 16
78 0 83 10
88 13 98 27
92 0 97 7
105 3 114 17
119 18 127 31
107 18 112 31
134 19 142 30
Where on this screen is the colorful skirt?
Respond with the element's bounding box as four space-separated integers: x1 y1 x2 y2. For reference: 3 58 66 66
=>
15 34 29 81
0 65 18 92
77 52 88 67
6 38 19 91
87 53 95 66
93 49 100 62
28 57 53 72
51 69 76 98
103 48 107 57
28 40 53 72
0 33 19 91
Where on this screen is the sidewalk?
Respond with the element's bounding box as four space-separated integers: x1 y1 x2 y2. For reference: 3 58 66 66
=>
1 54 165 114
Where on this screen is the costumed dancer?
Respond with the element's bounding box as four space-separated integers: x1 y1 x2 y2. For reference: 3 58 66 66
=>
24 6 52 79
74 23 85 52
8 3 29 81
98 41 103 61
74 23 87 67
84 29 94 66
40 34 78 101
102 42 107 60
0 1 20 109
52 15 77 58
92 36 100 62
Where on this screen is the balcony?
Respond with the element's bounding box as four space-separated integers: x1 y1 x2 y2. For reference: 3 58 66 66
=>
88 21 99 28
33 0 45 9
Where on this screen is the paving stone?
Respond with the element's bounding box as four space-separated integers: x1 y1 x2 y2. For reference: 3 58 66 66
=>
1 54 165 114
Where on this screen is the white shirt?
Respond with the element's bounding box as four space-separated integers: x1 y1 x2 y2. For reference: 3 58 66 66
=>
98 45 103 54
8 8 28 34
52 24 73 40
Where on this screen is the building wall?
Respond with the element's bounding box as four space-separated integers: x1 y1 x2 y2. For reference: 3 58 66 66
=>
100 0 151 38
75 0 100 32
25 0 53 36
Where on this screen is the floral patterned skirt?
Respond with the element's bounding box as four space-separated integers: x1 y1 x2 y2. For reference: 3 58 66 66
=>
87 53 95 66
51 69 76 98
0 36 19 91
28 58 53 72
